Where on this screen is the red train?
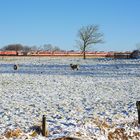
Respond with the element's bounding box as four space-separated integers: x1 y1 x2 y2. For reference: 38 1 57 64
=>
0 51 17 56
0 50 114 58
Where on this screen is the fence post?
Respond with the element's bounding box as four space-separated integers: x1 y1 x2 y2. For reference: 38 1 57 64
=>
42 115 46 136
136 101 140 124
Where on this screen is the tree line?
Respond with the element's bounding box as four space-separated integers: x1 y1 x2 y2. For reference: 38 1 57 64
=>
1 44 63 52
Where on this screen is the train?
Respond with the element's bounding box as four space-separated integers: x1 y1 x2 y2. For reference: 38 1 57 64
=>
0 50 133 58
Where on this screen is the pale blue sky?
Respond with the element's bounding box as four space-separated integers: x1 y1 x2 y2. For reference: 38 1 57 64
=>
0 0 140 51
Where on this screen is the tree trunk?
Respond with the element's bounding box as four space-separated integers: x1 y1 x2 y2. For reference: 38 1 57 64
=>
83 45 86 59
83 51 86 59
16 51 18 56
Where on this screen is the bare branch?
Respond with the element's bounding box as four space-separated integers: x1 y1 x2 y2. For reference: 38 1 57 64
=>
76 24 104 59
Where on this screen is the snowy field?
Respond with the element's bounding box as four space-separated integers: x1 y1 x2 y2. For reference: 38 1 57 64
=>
0 57 140 140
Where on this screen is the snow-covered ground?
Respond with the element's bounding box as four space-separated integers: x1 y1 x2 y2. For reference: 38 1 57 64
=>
0 57 140 140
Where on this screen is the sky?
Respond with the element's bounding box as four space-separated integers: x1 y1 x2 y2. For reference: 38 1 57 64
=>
0 0 140 52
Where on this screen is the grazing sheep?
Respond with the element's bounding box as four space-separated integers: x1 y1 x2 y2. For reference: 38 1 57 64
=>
13 64 18 70
70 64 79 70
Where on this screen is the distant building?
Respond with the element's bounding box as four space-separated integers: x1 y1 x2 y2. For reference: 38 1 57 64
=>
114 52 131 59
130 50 140 59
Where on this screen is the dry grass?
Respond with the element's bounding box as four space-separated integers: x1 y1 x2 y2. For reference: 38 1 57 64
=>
1 118 140 140
4 128 22 138
88 117 140 140
108 128 140 140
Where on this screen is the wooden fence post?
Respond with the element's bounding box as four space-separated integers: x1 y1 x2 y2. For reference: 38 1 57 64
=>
136 101 140 124
42 115 46 136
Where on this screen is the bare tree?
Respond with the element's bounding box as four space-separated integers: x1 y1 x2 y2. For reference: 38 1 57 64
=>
53 46 61 51
2 44 32 55
30 45 39 51
43 44 61 51
3 44 24 55
3 44 23 51
43 44 53 51
76 25 104 59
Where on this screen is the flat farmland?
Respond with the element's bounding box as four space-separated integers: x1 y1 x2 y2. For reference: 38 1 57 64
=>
0 57 140 140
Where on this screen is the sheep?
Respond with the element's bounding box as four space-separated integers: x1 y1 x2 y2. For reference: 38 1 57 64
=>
70 64 79 70
13 64 18 70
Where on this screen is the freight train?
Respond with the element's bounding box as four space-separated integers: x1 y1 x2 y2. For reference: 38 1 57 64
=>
1 50 131 58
